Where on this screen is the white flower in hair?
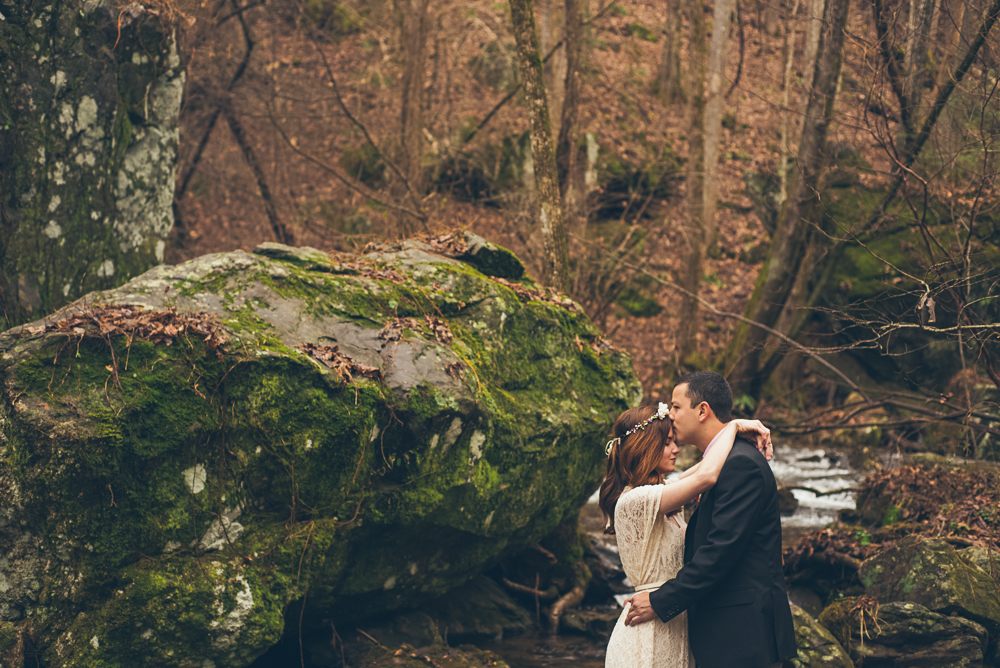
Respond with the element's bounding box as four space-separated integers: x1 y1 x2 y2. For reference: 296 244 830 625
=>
606 402 671 456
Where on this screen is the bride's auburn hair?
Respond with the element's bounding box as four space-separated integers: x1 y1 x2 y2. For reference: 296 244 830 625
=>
598 405 674 535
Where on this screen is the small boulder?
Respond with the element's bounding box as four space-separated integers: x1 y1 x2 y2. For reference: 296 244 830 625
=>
784 602 852 668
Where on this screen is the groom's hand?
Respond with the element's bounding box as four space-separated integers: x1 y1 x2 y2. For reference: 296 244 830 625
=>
623 591 657 626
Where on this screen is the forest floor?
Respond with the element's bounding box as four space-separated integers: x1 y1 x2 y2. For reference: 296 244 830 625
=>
167 0 894 399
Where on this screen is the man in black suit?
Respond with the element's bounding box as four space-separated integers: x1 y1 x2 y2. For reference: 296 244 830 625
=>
623 371 796 668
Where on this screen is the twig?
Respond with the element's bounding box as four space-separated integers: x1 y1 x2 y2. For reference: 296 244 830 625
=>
312 38 425 217
356 628 383 646
501 577 558 599
531 543 558 564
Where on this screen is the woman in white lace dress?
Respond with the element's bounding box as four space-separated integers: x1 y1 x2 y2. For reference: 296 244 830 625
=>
598 404 771 668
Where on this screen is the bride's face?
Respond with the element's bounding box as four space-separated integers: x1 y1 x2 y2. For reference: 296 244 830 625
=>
655 437 681 475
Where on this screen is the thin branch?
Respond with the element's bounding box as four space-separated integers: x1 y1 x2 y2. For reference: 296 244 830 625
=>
311 37 425 217
216 0 266 25
862 0 1000 231
223 106 292 243
177 0 258 201
263 99 427 220
620 262 870 400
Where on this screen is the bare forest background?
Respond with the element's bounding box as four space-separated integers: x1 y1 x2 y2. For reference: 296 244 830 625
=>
163 0 999 454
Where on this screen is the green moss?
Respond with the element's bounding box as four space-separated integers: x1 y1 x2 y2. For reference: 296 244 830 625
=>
1 246 641 665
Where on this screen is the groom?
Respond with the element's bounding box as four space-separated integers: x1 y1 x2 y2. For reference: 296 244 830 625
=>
624 371 796 668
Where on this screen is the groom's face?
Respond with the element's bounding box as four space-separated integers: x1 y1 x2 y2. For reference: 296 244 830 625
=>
670 383 700 444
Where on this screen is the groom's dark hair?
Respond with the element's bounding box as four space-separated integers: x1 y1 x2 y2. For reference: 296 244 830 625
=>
678 371 733 422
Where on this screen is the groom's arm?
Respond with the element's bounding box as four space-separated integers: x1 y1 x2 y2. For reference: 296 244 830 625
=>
644 451 767 624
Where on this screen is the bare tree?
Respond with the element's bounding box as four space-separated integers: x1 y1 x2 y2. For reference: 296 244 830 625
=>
678 0 710 360
509 0 572 292
724 0 851 398
396 0 432 235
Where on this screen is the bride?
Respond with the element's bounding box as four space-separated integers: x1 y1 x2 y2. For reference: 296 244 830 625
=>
598 403 772 668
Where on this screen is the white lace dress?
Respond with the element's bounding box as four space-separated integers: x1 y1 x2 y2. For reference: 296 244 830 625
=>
605 483 694 668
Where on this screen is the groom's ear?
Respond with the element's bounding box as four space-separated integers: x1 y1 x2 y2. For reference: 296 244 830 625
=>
697 401 714 422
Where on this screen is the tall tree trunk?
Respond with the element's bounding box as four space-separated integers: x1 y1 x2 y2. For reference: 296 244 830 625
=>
396 0 431 235
778 0 802 207
702 0 735 241
656 0 685 103
802 0 825 93
724 0 850 399
763 0 783 36
556 0 584 210
0 1 183 329
538 0 567 140
678 0 709 361
905 0 936 118
509 0 572 293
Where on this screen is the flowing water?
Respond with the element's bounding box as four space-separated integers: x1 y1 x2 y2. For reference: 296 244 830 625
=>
485 441 863 667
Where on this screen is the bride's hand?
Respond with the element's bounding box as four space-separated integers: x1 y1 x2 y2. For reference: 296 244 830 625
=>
731 419 773 460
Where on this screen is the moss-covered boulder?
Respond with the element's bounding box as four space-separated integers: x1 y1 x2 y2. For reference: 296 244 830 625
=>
818 597 987 666
820 600 988 667
859 538 1000 637
0 241 640 667
785 602 853 668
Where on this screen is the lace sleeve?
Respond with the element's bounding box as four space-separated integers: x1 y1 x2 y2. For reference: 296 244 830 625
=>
613 485 664 582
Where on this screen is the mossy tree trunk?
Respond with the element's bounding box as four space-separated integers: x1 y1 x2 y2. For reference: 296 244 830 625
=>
723 0 849 399
0 0 183 329
509 0 572 293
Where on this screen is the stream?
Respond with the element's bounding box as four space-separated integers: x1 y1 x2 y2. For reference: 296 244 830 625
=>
483 442 863 667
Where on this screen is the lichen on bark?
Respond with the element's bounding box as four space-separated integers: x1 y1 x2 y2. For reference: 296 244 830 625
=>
0 0 184 328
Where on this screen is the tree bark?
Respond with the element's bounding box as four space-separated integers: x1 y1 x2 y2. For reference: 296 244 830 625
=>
763 0 783 36
802 0 825 93
702 0 735 239
656 0 685 103
0 1 183 328
396 0 431 235
904 0 936 116
509 0 572 293
556 0 584 210
778 0 802 207
678 0 710 361
724 0 850 398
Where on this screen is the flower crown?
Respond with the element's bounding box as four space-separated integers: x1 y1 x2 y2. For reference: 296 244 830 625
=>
605 402 670 455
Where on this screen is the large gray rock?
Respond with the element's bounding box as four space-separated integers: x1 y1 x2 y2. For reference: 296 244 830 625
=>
0 243 640 666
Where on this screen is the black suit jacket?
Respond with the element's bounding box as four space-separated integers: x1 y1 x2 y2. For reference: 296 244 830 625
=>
649 437 796 668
